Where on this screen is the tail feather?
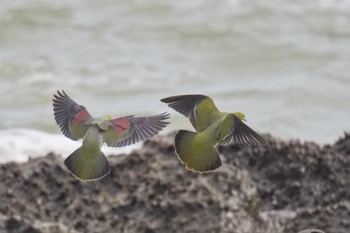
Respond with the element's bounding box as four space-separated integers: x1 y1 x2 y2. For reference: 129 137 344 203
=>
174 130 221 172
64 147 111 181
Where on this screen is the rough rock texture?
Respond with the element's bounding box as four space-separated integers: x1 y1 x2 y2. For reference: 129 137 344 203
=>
0 132 349 233
220 133 350 233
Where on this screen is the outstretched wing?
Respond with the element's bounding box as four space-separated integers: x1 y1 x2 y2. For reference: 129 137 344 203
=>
161 95 206 117
102 112 170 147
222 114 269 145
161 94 220 132
53 90 92 140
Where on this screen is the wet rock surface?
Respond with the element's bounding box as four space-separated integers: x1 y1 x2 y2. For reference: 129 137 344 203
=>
0 132 349 233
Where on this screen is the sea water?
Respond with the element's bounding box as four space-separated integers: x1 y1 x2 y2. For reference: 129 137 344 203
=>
1 0 350 162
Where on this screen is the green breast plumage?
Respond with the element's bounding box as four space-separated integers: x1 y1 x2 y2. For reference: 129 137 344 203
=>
82 126 103 150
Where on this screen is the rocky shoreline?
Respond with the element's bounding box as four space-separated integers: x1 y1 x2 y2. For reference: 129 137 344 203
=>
0 132 349 233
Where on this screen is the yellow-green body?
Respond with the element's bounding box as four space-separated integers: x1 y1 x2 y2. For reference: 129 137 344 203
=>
64 126 110 181
161 94 268 172
53 90 169 181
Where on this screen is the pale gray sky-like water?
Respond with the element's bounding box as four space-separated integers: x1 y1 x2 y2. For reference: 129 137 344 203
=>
1 0 350 161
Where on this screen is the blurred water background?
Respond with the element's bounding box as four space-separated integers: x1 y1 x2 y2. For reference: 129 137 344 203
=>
1 0 350 162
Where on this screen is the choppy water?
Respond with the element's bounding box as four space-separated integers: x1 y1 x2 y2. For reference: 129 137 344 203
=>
1 0 350 162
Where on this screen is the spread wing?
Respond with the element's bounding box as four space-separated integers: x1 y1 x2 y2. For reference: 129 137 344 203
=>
161 94 220 132
222 114 269 145
161 95 206 117
102 112 170 147
53 90 92 140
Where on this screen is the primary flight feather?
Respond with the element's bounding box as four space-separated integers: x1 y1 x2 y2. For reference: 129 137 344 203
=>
53 90 170 181
161 94 268 173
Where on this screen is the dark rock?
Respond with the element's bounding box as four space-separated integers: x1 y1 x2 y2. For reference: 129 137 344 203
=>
1 132 349 233
220 133 350 233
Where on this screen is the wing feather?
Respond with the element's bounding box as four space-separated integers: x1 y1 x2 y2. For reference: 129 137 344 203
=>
161 94 220 131
102 112 170 147
52 90 92 140
161 95 206 117
225 114 269 145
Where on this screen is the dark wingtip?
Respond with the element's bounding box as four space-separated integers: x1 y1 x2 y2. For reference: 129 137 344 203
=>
53 90 67 101
160 96 172 103
255 133 270 146
262 138 270 145
161 94 206 102
160 95 184 104
160 112 171 121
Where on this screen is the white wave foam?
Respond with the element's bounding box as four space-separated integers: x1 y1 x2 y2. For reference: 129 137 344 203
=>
0 128 140 164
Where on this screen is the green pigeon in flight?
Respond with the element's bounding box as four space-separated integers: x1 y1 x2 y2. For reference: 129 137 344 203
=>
161 94 268 173
53 90 169 181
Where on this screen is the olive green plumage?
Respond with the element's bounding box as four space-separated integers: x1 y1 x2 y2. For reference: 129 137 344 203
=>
161 94 268 173
53 90 170 181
